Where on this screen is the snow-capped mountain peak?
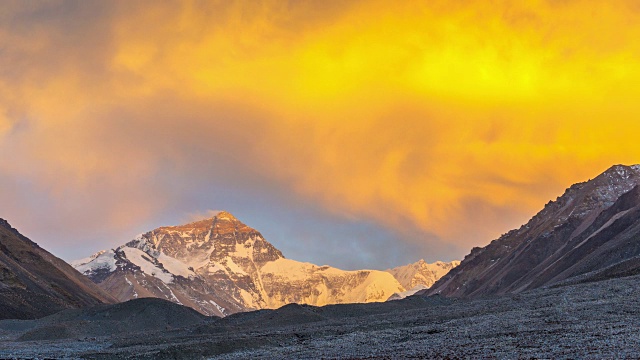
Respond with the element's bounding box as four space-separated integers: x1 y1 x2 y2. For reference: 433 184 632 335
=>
386 259 460 290
70 249 117 276
214 211 236 221
73 211 405 317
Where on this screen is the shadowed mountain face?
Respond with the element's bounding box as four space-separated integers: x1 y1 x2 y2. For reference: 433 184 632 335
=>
429 164 640 298
0 219 116 320
74 211 404 316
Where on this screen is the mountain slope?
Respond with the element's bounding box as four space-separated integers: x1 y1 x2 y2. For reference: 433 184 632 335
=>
429 164 640 298
74 212 404 316
0 219 117 320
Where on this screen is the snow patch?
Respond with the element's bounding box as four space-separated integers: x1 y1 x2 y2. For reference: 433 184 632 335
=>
157 253 195 278
222 258 248 276
238 288 255 307
161 282 183 305
71 250 117 274
207 263 225 273
208 300 226 315
121 247 173 284
260 258 317 280
124 276 138 298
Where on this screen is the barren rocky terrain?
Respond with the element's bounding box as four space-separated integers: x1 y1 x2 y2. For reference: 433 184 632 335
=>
1 273 639 359
431 165 640 299
0 219 116 320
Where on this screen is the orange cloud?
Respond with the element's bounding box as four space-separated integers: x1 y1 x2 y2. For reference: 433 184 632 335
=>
2 0 640 259
0 105 11 138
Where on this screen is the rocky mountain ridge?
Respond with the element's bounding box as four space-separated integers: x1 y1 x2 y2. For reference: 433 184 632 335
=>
429 164 640 298
0 219 116 320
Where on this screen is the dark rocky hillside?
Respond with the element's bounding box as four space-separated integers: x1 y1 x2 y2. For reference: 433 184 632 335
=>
7 297 207 342
0 219 116 320
429 164 640 297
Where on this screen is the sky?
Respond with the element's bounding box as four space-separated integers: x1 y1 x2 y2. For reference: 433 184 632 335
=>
1 0 640 270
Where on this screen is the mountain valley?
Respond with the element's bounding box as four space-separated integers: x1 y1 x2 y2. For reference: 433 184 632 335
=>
3 165 640 358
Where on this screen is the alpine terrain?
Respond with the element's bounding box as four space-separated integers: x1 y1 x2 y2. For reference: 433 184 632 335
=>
0 219 116 320
73 212 405 316
429 164 640 298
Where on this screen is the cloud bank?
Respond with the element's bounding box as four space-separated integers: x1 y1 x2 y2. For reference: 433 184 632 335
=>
1 0 640 268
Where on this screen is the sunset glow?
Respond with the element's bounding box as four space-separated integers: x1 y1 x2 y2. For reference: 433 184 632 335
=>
2 0 640 268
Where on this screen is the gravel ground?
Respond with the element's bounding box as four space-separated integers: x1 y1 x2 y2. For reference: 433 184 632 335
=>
1 274 639 359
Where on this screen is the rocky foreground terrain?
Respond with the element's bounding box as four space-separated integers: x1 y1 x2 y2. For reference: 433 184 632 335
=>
1 272 639 359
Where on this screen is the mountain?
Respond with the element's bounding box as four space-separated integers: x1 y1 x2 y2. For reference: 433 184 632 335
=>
0 219 116 320
385 259 460 301
73 211 404 316
429 164 640 298
386 259 460 291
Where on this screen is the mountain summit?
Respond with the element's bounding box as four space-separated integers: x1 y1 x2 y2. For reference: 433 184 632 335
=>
429 164 640 298
74 212 405 316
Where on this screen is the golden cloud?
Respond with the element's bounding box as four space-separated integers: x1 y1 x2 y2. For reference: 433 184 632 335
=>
0 105 11 138
2 0 640 253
